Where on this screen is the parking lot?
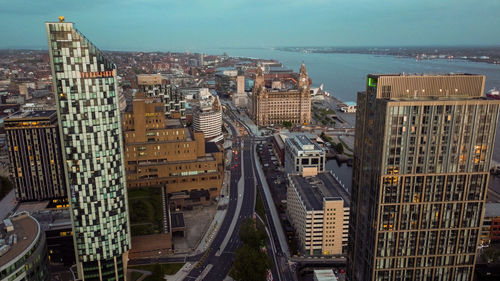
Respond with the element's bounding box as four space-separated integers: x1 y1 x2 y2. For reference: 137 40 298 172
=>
256 138 287 207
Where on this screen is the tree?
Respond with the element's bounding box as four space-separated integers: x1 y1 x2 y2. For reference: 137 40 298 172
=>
239 218 267 248
335 142 344 154
232 244 271 281
282 121 293 129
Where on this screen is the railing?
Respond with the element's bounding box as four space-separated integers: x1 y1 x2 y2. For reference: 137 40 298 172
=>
329 170 348 192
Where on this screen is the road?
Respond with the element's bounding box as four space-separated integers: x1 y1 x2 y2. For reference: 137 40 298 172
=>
226 105 297 281
180 109 256 280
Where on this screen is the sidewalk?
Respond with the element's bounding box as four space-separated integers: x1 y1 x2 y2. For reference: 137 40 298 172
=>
164 262 193 281
193 168 231 254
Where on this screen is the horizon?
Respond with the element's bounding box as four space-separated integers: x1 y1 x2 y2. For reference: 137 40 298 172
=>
1 0 500 51
2 44 500 54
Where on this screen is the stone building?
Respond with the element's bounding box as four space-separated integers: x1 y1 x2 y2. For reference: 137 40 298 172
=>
252 64 311 126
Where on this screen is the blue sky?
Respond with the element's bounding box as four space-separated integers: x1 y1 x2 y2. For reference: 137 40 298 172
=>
1 0 499 51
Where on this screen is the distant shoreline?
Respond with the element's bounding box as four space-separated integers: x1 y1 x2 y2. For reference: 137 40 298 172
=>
276 47 500 65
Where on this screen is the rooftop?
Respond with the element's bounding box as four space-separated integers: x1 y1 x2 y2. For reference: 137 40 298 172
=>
485 203 500 218
314 269 338 281
165 118 184 129
0 213 40 268
205 142 220 154
5 110 56 121
290 172 350 211
286 135 323 152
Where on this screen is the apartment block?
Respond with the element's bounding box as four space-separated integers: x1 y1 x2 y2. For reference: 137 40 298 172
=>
46 20 130 280
348 74 500 281
287 172 350 256
137 74 186 119
5 110 66 201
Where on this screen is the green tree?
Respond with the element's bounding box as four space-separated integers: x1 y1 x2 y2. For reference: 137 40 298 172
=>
282 121 292 129
239 218 267 248
232 244 271 281
335 142 344 154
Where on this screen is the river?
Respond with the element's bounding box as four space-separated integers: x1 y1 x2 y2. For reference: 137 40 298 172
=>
198 47 500 189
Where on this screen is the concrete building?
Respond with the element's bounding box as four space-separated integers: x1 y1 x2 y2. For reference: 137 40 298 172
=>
233 75 248 108
46 20 131 280
0 212 49 281
137 74 186 119
32 209 75 267
193 95 223 141
237 75 245 94
252 64 311 126
480 203 500 245
123 96 224 205
348 74 500 281
285 135 326 176
287 173 350 256
4 111 66 201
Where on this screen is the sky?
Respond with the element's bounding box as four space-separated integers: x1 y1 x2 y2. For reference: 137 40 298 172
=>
1 0 500 51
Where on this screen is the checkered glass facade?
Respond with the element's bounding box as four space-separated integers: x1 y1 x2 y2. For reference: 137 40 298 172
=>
46 22 130 280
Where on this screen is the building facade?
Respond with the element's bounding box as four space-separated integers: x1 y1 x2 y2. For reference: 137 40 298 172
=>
192 96 223 141
285 135 326 176
46 20 131 280
5 111 66 201
137 74 186 119
287 173 350 256
480 203 500 245
123 96 224 204
252 64 311 126
348 74 500 281
0 212 49 281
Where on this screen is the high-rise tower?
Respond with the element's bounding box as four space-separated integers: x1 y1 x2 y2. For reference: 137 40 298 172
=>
348 74 500 281
46 19 131 280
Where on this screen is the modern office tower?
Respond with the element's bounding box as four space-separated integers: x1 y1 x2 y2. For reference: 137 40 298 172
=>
136 74 186 119
252 64 311 126
287 172 350 256
0 212 50 281
284 135 326 176
348 74 500 281
123 96 224 207
4 111 66 201
192 95 223 141
46 20 131 280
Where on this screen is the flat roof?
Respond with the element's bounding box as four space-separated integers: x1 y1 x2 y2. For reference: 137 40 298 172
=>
165 118 184 129
171 212 185 229
314 269 337 281
290 172 350 211
5 110 56 121
205 142 220 154
485 203 500 218
0 213 40 268
286 135 323 152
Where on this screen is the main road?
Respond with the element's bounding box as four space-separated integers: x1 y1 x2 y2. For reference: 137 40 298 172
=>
183 113 257 280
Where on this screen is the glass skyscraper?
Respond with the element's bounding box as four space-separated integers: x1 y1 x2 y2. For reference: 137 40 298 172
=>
348 74 500 281
46 20 131 280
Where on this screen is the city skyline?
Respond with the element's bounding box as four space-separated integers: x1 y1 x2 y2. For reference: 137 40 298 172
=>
1 0 500 51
